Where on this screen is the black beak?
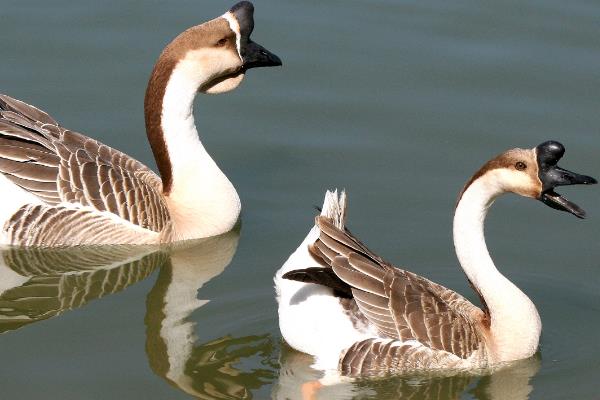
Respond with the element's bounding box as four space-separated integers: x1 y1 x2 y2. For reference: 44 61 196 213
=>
536 140 597 218
229 1 282 70
242 40 282 69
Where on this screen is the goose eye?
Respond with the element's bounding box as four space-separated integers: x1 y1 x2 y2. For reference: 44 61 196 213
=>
216 38 227 47
515 161 527 171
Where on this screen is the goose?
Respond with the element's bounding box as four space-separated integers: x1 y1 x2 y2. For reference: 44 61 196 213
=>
0 1 281 246
275 141 596 376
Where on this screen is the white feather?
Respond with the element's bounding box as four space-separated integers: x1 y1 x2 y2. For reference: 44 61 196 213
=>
275 190 375 371
0 174 43 244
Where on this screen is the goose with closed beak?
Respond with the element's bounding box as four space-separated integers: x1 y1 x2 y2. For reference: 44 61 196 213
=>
275 141 596 376
0 1 281 246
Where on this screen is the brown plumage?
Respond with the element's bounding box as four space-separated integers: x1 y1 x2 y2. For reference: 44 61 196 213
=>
144 17 239 195
339 338 468 377
456 148 541 204
0 94 171 245
285 215 488 376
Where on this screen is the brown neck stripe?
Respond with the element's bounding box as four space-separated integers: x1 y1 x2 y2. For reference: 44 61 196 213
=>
144 55 177 195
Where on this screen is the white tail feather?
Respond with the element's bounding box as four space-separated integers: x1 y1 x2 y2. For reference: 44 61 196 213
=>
320 189 347 230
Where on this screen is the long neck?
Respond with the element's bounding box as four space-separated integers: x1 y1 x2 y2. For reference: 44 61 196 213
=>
144 56 240 240
453 175 541 362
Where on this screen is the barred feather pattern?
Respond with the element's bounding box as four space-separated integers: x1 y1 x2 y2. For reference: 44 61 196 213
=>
2 243 163 275
339 338 466 377
0 246 165 334
305 213 489 375
4 204 163 246
0 94 172 245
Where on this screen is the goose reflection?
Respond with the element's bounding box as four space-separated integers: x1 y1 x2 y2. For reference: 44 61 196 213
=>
145 229 277 399
273 345 541 400
0 234 541 399
0 244 167 333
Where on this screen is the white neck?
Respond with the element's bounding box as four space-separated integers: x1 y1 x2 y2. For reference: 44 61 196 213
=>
160 57 241 240
453 174 541 362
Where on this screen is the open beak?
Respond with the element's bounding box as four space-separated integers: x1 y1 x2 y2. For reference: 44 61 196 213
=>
536 141 597 218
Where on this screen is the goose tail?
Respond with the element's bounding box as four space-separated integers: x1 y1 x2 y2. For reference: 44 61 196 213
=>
320 189 347 230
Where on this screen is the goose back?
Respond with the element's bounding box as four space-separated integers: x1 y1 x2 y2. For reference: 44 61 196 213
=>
0 94 171 245
284 215 489 375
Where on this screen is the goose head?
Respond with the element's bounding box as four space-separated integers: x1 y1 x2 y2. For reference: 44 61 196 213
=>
461 140 596 218
158 1 281 95
535 141 597 217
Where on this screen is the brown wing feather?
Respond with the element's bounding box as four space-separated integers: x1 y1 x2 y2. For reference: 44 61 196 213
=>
339 338 472 378
312 216 485 360
339 339 458 376
0 94 170 232
3 204 158 246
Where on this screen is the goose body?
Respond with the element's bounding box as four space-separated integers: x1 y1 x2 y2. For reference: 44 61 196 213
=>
275 142 595 376
0 1 281 246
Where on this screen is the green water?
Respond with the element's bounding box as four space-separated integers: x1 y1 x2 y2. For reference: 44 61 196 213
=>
1 1 599 399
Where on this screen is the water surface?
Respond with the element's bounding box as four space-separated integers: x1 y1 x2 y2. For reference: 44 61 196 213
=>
1 1 599 399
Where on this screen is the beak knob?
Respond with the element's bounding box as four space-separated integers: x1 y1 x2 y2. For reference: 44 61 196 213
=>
536 140 565 167
229 1 255 36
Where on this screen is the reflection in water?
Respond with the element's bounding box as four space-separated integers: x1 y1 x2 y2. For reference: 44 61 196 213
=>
0 244 167 333
274 343 541 400
467 356 541 400
145 230 278 399
135 226 544 400
0 230 278 399
0 233 539 399
274 343 372 400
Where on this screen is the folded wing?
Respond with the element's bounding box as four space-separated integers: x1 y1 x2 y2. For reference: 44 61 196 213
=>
0 94 170 233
